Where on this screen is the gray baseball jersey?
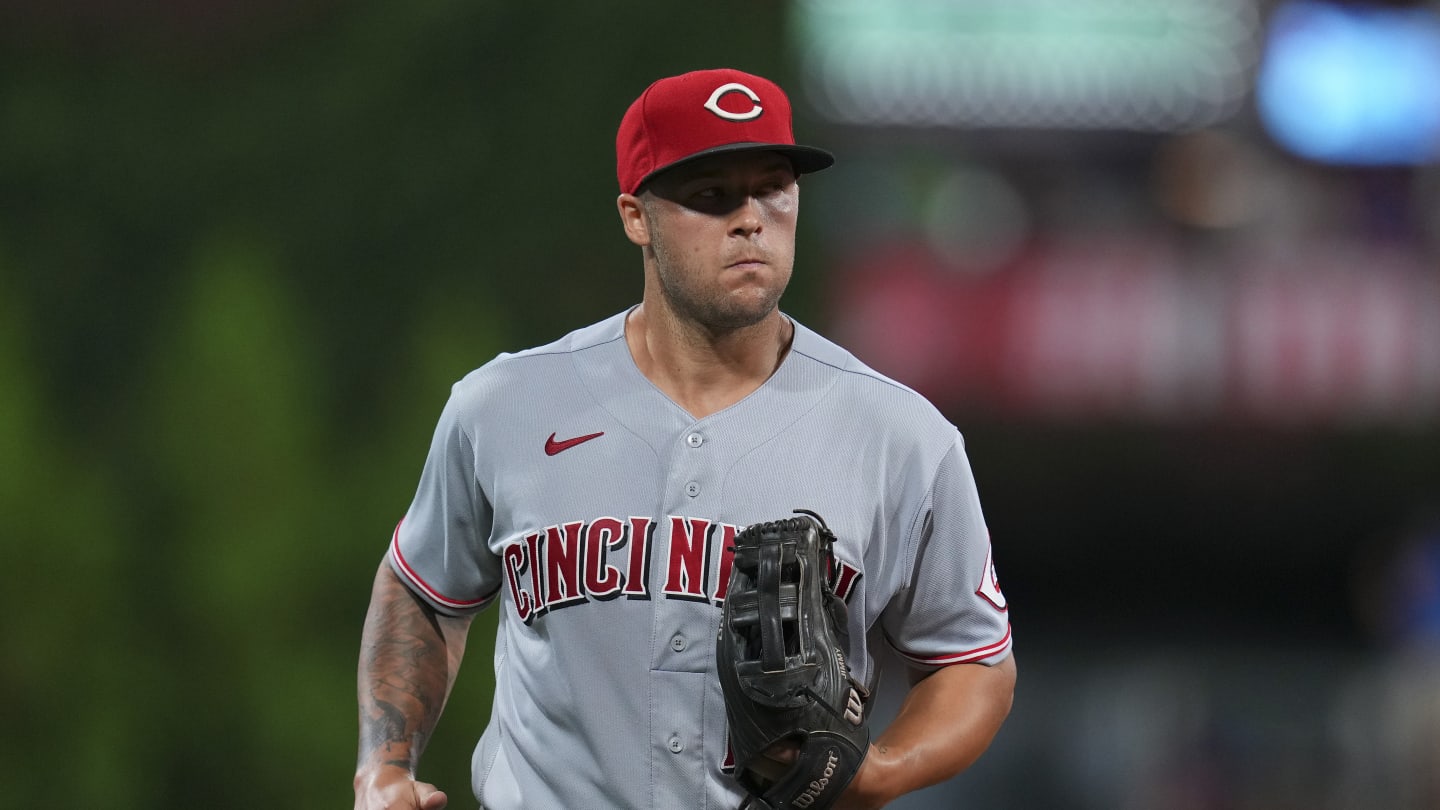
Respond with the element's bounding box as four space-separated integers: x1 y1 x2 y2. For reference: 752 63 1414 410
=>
388 309 1012 810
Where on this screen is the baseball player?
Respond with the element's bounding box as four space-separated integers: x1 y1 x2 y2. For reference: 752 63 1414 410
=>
354 68 1015 810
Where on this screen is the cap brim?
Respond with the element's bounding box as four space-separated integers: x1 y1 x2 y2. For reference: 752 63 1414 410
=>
634 142 835 193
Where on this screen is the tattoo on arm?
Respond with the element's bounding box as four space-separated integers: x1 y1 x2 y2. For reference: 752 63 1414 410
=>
356 565 453 772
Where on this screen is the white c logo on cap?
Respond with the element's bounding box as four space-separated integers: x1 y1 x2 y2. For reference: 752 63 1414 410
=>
703 83 764 121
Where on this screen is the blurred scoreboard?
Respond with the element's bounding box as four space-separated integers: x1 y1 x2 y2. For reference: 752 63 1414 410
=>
794 0 1440 163
792 0 1261 132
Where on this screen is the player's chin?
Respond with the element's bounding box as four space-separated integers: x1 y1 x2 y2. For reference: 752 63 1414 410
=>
716 290 783 328
727 273 787 303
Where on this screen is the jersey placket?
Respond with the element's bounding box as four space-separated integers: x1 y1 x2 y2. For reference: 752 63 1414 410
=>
649 423 722 808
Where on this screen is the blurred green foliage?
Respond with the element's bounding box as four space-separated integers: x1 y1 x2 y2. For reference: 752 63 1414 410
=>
0 1 800 806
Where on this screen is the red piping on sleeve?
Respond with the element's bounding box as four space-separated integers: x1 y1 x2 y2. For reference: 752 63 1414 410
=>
389 519 495 610
893 623 1013 667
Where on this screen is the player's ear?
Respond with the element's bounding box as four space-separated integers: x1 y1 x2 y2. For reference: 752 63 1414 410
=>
617 193 651 247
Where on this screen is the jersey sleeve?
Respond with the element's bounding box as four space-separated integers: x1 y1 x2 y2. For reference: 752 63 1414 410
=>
879 434 1012 670
387 384 503 616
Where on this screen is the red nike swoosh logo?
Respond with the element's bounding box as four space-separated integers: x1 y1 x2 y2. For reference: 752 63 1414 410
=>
545 431 605 456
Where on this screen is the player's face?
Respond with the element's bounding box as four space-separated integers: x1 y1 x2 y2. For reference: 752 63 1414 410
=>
636 152 799 331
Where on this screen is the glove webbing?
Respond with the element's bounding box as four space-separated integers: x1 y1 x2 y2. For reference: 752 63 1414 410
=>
759 539 786 672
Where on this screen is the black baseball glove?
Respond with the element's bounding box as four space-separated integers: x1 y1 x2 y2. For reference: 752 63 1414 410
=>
716 510 870 810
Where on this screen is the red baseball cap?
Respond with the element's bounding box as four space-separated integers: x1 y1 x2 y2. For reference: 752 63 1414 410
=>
616 68 835 195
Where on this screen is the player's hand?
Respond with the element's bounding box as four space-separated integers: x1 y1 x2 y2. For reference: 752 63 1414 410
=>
750 739 800 785
354 764 449 810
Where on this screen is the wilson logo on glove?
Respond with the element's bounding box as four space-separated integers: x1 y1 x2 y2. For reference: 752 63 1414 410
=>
844 688 864 726
791 749 839 809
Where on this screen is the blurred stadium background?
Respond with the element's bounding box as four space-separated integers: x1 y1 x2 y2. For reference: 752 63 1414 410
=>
2 0 1438 807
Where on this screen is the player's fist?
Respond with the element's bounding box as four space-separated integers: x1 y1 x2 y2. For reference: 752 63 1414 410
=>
415 783 448 810
354 764 448 810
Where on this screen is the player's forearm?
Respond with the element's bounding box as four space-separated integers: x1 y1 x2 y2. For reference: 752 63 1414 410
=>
850 653 1017 807
355 561 472 778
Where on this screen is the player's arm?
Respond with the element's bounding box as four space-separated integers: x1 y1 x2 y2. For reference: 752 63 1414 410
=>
354 560 474 810
838 432 1016 808
840 653 1016 810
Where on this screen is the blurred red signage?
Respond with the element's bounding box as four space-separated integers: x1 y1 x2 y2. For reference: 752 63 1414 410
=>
828 238 1440 425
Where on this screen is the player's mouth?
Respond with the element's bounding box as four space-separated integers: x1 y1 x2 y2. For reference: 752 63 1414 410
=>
726 255 768 270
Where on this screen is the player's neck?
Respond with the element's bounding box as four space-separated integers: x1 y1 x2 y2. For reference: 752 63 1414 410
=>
625 303 793 420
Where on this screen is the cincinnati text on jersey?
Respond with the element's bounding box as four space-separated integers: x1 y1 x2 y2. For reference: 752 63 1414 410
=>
501 516 864 625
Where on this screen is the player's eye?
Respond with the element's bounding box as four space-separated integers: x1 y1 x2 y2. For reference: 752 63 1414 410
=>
758 172 796 196
682 186 739 214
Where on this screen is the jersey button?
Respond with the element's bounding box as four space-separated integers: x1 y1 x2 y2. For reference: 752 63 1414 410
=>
667 736 684 753
685 432 704 448
684 481 700 497
670 634 687 652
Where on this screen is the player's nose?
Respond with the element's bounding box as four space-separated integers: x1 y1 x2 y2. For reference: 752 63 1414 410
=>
729 195 763 237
